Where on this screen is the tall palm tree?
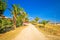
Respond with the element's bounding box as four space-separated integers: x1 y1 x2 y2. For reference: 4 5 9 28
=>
9 4 24 29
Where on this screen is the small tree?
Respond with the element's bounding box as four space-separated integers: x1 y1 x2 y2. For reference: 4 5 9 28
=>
41 20 49 27
34 17 40 23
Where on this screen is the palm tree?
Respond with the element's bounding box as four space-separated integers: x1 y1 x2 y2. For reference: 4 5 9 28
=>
16 11 28 26
41 20 49 27
22 11 28 23
0 0 7 29
0 0 7 17
9 4 24 29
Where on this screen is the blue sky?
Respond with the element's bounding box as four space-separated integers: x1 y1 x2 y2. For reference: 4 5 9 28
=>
4 0 60 23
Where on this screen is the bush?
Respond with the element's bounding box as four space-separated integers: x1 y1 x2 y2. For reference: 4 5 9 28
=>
0 18 13 34
0 26 13 34
16 20 23 27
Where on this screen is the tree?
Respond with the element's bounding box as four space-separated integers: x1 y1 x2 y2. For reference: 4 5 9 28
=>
25 17 29 22
30 17 40 25
17 11 28 26
9 4 24 29
0 0 7 16
0 0 7 30
41 20 49 27
34 17 40 23
16 14 23 27
21 11 28 23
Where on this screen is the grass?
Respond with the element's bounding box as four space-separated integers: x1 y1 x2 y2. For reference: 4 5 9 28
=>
35 23 60 40
0 26 27 40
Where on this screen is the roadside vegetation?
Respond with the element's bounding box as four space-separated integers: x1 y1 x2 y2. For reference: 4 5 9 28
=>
0 0 29 34
30 16 60 36
30 17 60 40
0 0 60 40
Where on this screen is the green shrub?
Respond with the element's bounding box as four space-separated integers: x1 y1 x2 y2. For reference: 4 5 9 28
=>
0 18 13 33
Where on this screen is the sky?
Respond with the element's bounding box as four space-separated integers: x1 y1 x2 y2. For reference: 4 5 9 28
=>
4 0 60 23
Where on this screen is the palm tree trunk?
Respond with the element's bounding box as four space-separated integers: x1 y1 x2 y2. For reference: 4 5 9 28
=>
13 14 16 29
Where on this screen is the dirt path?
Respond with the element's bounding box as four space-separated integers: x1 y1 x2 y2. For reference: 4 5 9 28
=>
12 24 48 40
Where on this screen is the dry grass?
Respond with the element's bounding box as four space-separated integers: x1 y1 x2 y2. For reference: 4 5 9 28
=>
0 26 26 40
35 24 60 40
36 24 60 36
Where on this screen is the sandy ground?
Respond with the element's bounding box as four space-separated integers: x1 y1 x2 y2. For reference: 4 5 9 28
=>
12 23 48 40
